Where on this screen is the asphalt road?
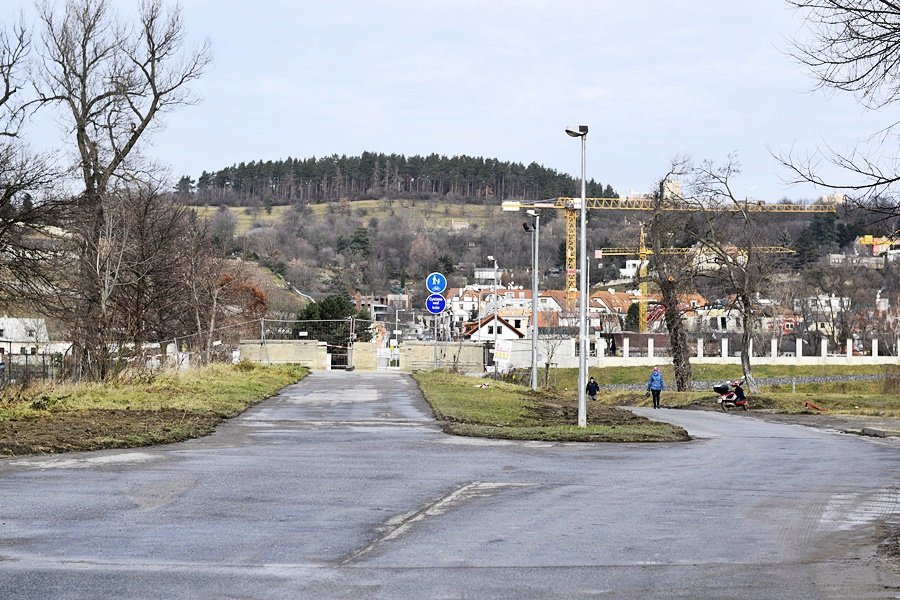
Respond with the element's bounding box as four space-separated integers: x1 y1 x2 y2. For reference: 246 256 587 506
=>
0 371 898 599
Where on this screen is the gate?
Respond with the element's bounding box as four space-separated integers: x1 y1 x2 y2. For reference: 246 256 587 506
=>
259 318 362 370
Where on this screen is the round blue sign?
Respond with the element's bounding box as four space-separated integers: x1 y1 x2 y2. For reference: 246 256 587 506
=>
425 293 447 315
426 272 447 294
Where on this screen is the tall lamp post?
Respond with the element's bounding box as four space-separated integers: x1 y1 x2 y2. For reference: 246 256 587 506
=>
565 124 588 428
524 210 540 391
487 255 499 378
393 308 409 368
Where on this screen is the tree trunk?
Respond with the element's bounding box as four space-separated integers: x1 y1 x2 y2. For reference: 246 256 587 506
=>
740 294 759 393
660 279 692 391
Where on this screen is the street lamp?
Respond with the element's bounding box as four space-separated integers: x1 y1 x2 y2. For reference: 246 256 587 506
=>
393 308 409 368
524 210 540 391
394 308 411 341
565 124 588 428
487 254 499 378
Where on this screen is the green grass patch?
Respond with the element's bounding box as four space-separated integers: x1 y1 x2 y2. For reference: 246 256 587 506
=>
599 387 899 418
528 364 898 420
0 362 307 456
413 371 689 443
550 364 888 391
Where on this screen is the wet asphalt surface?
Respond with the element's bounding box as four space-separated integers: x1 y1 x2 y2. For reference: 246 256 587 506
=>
0 371 898 599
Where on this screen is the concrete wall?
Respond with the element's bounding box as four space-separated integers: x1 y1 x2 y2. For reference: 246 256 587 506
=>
239 340 329 369
505 336 900 369
242 336 900 371
352 344 378 371
240 339 487 372
399 341 485 372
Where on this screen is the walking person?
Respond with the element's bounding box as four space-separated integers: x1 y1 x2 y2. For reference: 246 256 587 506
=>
586 376 600 402
647 367 664 409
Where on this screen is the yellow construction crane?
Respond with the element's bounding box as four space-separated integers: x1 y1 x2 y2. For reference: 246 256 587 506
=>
502 196 836 306
599 224 795 332
858 232 900 256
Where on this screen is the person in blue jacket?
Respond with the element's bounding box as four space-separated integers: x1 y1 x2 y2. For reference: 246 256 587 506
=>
647 366 664 409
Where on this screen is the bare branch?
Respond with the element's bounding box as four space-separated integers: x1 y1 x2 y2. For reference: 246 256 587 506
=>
784 1 900 222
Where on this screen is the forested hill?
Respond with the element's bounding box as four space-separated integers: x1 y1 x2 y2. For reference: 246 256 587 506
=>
185 152 618 206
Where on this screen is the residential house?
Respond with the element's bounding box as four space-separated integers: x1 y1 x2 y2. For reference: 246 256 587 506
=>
0 316 69 357
462 314 526 342
793 294 851 319
473 265 508 284
693 301 743 334
445 286 487 324
589 288 635 332
618 259 643 279
355 295 390 322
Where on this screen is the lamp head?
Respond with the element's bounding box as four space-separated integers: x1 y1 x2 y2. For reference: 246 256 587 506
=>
487 255 494 261
526 209 538 217
565 125 589 137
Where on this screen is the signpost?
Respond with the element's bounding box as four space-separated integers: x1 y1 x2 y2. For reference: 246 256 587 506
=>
425 293 446 314
426 272 447 294
424 273 447 370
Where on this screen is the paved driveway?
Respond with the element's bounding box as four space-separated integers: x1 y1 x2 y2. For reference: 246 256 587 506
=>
0 371 897 599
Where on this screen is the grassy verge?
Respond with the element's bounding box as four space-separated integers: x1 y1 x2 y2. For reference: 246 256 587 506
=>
412 371 689 443
0 362 307 456
545 364 897 417
550 364 888 390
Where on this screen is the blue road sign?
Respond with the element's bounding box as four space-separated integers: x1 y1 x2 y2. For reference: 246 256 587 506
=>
426 272 447 294
425 293 447 315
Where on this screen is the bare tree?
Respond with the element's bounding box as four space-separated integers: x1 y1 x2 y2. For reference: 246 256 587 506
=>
0 17 64 306
783 0 900 223
539 326 574 389
183 216 267 365
687 157 791 393
117 181 194 361
648 159 701 391
33 0 210 378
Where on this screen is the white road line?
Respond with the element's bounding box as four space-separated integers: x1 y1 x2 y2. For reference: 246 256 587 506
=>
342 481 532 563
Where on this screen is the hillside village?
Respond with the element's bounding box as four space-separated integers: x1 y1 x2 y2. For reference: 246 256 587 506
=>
6 194 899 379
346 223 900 373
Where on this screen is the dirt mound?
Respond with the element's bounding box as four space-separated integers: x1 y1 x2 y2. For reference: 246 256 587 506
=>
0 409 222 456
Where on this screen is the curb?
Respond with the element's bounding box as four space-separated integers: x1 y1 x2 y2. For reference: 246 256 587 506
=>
860 428 900 438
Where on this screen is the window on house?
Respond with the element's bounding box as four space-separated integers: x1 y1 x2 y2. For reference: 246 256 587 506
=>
31 347 37 355
487 326 494 335
514 319 521 329
26 328 35 337
0 329 4 337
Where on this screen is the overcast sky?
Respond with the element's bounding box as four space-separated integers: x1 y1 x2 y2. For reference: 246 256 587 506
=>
2 0 891 200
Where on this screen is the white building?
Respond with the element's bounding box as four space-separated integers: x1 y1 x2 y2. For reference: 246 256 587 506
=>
0 316 70 356
462 314 526 342
618 259 643 279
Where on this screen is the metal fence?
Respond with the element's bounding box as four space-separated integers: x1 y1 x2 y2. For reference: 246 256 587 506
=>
0 353 65 387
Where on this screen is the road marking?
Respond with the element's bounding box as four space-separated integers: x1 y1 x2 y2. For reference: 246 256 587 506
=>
6 452 158 470
341 481 532 564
